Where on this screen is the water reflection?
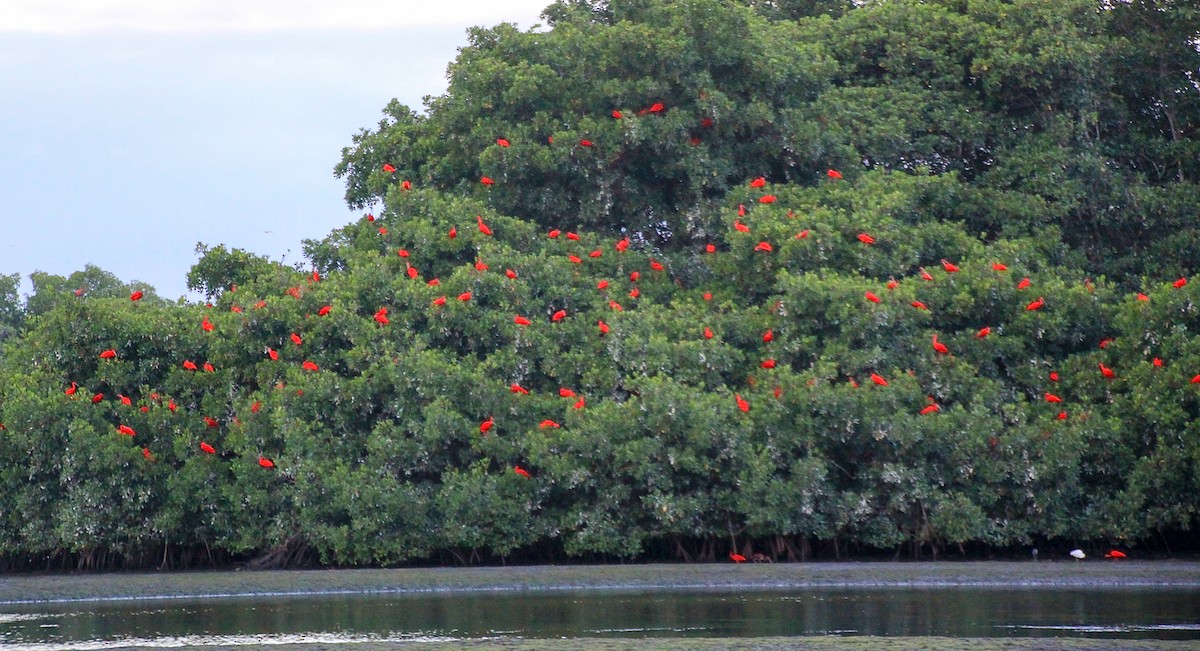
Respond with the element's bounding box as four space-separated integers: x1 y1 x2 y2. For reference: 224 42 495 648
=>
1 587 1197 647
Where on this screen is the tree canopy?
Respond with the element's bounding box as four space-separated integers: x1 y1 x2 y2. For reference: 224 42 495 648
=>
1 0 1199 570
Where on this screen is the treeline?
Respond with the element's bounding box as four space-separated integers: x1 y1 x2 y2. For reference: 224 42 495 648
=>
2 0 1199 570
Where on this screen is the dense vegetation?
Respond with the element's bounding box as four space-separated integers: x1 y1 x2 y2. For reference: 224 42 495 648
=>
2 0 1199 571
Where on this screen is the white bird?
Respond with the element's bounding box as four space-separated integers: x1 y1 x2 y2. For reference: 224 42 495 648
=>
1070 549 1085 560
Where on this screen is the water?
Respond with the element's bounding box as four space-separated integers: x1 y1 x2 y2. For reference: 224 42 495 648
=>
1 587 1197 648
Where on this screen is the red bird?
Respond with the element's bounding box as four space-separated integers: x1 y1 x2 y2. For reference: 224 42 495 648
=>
750 177 766 188
290 333 302 346
932 335 948 354
480 417 494 434
458 292 472 302
514 465 532 478
142 447 154 462
1137 293 1149 301
730 552 746 563
1017 277 1031 290
650 260 665 272
1057 411 1068 421
200 442 216 454
733 220 750 233
738 204 746 217
754 241 773 252
598 320 610 335
374 307 389 325
589 249 602 258
1099 363 1115 379
919 267 934 281
1105 550 1128 559
870 373 888 387
763 329 774 343
1045 393 1063 403
477 215 493 235
609 300 623 311
428 278 440 286
202 316 214 332
568 254 582 264
559 388 577 398
318 305 332 316
761 359 777 369
267 348 279 361
65 382 77 396
911 300 928 310
505 269 517 279
615 237 630 252
706 243 717 253
302 361 319 372
130 290 143 301
92 393 104 404
496 138 510 147
1153 357 1163 367
514 315 532 326
202 362 215 372
612 110 622 119
539 420 561 429
1049 371 1059 382
475 260 489 272
942 259 960 273
432 296 446 307
919 404 940 415
758 195 776 204
448 226 457 239
182 360 197 370
250 401 261 413
1174 277 1188 288
827 169 843 179
597 280 609 290
574 397 586 409
886 278 898 289
119 394 132 406
100 349 117 359
480 176 494 186
258 457 275 469
511 384 529 395
992 263 1008 271
117 424 135 436
551 309 567 322
1026 297 1045 311
382 163 396 173
401 180 411 190
566 232 580 241
579 139 594 147
795 230 810 240
865 291 881 304
1190 375 1200 384
857 233 875 245
735 394 750 413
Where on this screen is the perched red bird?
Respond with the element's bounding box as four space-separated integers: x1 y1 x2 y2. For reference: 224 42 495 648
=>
1152 357 1163 367
202 316 214 332
448 226 457 239
1045 393 1063 403
92 393 104 404
616 237 630 252
706 243 717 253
119 394 132 406
182 360 197 370
1190 375 1200 384
559 388 577 398
566 232 580 241
200 442 216 454
401 180 411 190
202 362 215 373
919 267 934 281
457 292 472 302
761 359 777 369
374 307 389 325
548 229 561 239
318 305 332 316
100 349 117 359
480 176 494 186
1174 277 1188 288
598 320 610 335
735 394 750 413
733 220 750 233
919 404 940 415
477 215 493 236
258 457 275 469
942 259 960 273
750 177 766 188
302 361 319 372
574 397 586 409
267 347 279 360
1017 277 1031 290
1026 297 1045 311
130 290 143 301
763 329 774 343
795 230 810 239
511 384 529 395
514 465 532 478
1049 371 1059 382
911 300 928 310
650 260 665 272
704 327 714 339
382 163 396 173
65 382 77 396
539 420 561 429
589 249 602 258
977 326 991 338
117 424 135 436
870 373 888 387
1137 293 1149 301
496 138 510 147
290 333 302 346
1099 363 1116 379
827 169 843 179
612 110 623 119
865 291 881 304
568 254 582 264
754 241 773 252
505 269 517 279
475 260 489 271
432 296 447 306
551 309 567 322
857 233 875 245
932 335 948 354
992 263 1008 271
514 315 532 326
758 195 776 204
1057 411 1068 421
480 417 494 434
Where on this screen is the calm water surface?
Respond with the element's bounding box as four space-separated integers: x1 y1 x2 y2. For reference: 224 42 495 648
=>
1 587 1198 648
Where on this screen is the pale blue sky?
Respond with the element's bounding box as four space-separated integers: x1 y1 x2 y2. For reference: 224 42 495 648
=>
0 1 548 300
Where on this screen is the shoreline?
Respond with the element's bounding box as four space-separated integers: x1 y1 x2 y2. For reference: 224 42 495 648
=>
3 561 1198 605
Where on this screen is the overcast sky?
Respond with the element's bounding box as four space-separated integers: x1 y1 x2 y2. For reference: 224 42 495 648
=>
0 0 549 300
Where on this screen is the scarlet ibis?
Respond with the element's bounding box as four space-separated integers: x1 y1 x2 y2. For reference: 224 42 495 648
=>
382 163 396 173
735 394 750 413
514 315 532 326
865 291 881 303
932 335 948 354
200 442 216 454
730 552 747 563
258 457 276 469
480 417 494 434
130 291 143 301
870 373 888 386
514 466 532 478
1104 550 1127 559
99 349 117 359
857 233 875 245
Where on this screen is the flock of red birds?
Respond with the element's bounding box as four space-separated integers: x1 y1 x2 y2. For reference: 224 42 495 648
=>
48 100 1175 562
